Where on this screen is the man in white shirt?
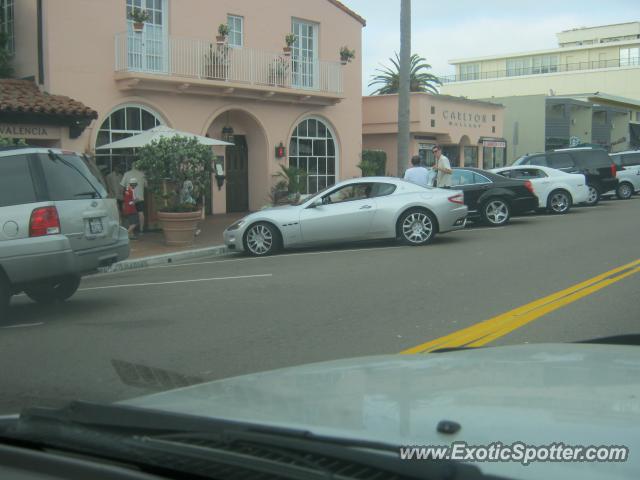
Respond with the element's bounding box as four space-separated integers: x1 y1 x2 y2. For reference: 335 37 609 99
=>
121 162 147 233
403 155 430 188
432 145 452 187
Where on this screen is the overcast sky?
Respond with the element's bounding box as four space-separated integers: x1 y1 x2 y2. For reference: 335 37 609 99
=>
345 0 639 94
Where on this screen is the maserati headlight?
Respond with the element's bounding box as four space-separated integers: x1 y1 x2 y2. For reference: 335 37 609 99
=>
226 219 247 231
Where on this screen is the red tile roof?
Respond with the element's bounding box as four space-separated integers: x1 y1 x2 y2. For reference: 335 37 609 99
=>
327 0 366 26
0 79 98 119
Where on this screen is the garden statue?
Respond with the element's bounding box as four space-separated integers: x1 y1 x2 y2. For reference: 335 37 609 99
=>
180 180 196 206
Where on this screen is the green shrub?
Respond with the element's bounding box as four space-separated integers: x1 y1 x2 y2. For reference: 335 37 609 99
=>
358 150 387 176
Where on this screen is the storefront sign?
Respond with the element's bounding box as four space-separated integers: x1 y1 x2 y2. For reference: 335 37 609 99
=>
483 140 506 148
443 110 489 128
0 124 62 140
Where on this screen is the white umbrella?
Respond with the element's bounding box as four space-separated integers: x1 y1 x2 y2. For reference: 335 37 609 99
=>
97 125 233 149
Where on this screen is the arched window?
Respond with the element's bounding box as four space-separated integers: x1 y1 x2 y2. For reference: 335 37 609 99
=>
95 105 163 174
288 118 337 194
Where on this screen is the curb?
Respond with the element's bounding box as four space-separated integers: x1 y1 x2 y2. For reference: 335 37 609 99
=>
98 244 230 274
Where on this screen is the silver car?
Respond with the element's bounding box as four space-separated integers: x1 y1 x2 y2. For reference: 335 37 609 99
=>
224 177 468 256
0 147 129 317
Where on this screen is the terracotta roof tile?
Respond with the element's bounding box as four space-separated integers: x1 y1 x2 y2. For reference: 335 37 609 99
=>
326 0 366 26
0 79 98 120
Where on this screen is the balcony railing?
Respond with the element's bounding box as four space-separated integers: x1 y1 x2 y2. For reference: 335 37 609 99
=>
439 57 640 83
115 32 343 95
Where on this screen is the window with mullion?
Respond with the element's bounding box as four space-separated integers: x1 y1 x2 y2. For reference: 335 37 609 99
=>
227 15 243 47
1 0 14 55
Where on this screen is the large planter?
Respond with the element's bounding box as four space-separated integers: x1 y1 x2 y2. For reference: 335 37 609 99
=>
133 22 144 32
157 210 202 246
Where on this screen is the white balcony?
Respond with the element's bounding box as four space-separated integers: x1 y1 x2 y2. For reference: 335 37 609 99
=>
114 33 344 104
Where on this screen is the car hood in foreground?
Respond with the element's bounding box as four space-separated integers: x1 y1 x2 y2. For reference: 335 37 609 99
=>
123 343 640 480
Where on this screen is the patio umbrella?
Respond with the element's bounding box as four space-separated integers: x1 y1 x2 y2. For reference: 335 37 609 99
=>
97 125 233 149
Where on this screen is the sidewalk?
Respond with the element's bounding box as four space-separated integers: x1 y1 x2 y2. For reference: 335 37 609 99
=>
129 212 246 259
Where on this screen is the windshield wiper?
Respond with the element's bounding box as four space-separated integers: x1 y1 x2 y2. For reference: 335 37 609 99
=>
47 150 102 199
0 401 500 480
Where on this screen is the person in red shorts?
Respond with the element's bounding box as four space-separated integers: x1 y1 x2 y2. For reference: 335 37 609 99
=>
123 178 139 240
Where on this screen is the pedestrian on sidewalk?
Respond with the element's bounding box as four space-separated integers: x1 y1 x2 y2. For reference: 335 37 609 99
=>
123 178 140 240
432 145 452 188
121 162 147 234
403 155 431 188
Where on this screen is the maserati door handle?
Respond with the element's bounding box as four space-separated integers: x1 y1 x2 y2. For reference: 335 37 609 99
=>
360 205 372 210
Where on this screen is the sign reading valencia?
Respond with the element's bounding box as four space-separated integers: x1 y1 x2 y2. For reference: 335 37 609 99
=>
0 124 62 140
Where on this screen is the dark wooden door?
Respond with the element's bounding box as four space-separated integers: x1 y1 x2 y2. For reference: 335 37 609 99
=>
225 136 249 212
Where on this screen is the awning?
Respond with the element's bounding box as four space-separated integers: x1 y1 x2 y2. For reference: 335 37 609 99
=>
478 136 506 148
0 79 98 138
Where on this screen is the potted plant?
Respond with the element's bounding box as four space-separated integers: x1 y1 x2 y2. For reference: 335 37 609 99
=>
135 136 213 246
217 23 229 45
269 56 290 86
339 46 355 65
128 8 150 32
276 164 307 203
283 33 296 55
204 43 228 79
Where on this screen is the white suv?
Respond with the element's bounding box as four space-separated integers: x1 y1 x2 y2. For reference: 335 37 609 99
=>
0 147 129 318
609 151 640 199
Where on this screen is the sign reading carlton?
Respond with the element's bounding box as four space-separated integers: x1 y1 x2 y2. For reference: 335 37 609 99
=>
443 110 489 129
0 124 62 140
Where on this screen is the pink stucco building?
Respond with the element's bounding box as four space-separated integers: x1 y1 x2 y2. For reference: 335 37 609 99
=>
6 0 364 214
363 93 506 173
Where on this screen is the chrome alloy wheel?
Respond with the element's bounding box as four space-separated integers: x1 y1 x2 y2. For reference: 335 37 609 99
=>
549 191 570 213
402 212 434 244
617 183 633 200
485 200 509 225
586 185 599 205
246 224 274 255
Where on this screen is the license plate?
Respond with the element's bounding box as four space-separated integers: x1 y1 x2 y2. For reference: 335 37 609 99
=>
89 218 104 235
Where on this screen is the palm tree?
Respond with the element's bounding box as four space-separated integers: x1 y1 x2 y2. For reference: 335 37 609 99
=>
397 0 411 177
369 53 442 95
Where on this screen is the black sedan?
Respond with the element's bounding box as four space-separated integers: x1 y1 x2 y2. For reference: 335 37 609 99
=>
444 168 539 226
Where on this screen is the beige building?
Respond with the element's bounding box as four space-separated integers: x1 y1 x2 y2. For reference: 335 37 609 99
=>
440 22 640 101
486 93 640 163
3 0 365 214
362 93 505 172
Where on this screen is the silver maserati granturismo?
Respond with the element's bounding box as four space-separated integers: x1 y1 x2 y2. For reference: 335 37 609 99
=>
223 177 468 256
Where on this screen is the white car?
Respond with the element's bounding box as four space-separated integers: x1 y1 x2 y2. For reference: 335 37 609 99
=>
490 165 589 214
608 151 640 199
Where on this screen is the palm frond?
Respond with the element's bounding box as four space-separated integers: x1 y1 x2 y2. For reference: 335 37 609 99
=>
368 52 441 95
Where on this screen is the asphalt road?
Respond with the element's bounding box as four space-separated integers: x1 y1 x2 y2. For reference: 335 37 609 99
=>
1 197 639 414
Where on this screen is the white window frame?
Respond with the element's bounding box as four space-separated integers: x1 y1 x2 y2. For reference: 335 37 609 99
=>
94 104 165 174
1 0 14 55
460 63 480 81
506 57 532 77
620 47 640 67
291 18 319 89
288 116 339 194
227 14 243 48
126 0 168 73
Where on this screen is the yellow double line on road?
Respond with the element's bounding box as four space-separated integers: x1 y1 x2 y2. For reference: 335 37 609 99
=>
402 258 640 354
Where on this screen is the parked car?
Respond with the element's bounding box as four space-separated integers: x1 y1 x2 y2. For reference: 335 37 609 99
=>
489 165 589 214
0 147 130 317
608 150 640 199
224 177 468 256
446 167 539 226
512 147 618 206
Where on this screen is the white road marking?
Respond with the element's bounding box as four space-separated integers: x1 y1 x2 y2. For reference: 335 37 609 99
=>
2 322 44 329
78 274 273 292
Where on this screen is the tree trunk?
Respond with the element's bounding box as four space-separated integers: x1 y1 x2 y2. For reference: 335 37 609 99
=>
397 0 411 177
